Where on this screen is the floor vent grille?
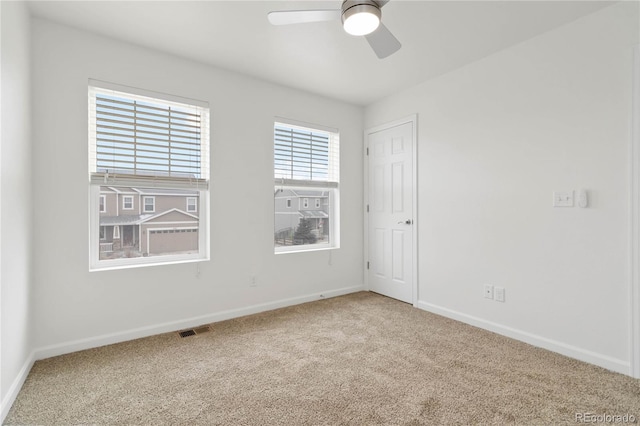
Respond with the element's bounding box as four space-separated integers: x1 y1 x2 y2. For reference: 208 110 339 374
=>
178 325 211 338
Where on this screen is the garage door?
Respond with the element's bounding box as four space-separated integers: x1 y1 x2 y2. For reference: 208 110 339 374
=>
148 228 198 255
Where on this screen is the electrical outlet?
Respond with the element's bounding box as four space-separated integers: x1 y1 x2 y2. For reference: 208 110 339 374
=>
494 286 505 302
553 190 574 207
250 275 257 287
484 285 494 300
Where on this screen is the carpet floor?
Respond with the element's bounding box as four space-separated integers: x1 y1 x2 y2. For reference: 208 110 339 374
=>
4 291 640 425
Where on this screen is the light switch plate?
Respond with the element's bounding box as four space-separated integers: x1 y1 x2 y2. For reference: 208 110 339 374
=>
553 191 574 207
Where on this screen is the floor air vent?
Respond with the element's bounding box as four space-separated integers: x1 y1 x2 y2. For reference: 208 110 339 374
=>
178 325 211 338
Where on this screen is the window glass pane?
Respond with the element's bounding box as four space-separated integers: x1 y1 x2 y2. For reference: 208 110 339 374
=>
273 122 339 252
274 122 338 183
275 188 331 248
92 91 205 181
98 186 200 260
143 197 155 212
90 83 209 270
186 197 197 212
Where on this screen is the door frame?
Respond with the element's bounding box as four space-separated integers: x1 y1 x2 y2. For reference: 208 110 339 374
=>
630 45 640 378
364 114 418 307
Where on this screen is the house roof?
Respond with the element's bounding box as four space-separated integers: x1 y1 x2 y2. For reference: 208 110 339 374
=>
97 187 198 196
100 209 198 226
299 210 329 219
135 188 198 196
291 190 329 197
100 215 152 226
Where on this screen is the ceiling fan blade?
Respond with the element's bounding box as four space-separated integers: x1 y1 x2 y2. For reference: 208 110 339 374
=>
375 0 390 8
268 9 341 26
364 23 401 59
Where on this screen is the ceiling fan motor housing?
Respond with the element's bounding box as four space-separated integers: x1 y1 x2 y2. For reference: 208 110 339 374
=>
341 0 382 25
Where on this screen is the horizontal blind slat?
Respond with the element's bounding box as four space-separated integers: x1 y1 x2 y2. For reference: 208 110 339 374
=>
96 114 202 130
91 87 208 181
273 122 338 183
97 97 201 118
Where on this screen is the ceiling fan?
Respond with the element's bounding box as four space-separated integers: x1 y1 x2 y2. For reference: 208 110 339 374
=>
268 0 401 59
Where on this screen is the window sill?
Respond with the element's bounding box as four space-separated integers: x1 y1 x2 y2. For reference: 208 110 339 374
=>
90 255 209 272
274 244 339 255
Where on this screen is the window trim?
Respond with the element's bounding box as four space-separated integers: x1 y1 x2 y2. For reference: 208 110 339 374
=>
113 225 120 239
143 196 155 213
88 81 210 271
273 120 340 254
90 186 210 271
186 197 197 213
99 195 106 213
274 186 339 254
122 195 134 210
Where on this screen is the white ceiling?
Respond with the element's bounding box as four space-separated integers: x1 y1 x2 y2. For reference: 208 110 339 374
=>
27 0 614 106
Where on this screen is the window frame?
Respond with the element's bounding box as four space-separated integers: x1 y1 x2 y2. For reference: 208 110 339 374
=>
88 81 210 271
273 120 340 254
122 195 134 210
99 195 106 213
143 196 155 213
186 197 197 213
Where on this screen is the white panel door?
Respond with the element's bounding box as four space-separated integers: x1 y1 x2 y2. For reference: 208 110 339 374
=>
367 121 414 303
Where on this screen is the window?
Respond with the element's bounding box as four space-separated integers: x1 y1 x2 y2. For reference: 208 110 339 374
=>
89 80 210 270
274 121 339 252
123 196 133 210
143 197 155 213
186 197 197 213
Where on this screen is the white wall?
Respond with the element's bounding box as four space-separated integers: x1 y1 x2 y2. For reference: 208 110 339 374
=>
1 0 34 419
30 18 364 355
365 2 639 374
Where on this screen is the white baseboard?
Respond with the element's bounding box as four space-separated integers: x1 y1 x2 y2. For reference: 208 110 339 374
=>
1 286 362 423
417 301 630 376
1 351 35 423
35 285 364 361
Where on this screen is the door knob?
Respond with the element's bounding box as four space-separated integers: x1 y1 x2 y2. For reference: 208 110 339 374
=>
398 219 412 225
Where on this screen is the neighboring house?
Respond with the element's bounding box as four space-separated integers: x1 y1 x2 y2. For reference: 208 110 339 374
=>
99 187 199 259
274 188 329 245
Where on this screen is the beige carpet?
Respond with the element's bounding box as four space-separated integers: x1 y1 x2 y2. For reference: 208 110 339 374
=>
5 292 640 425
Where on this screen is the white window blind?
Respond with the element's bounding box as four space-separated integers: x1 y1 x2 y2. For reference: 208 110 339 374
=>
274 122 339 187
89 83 209 189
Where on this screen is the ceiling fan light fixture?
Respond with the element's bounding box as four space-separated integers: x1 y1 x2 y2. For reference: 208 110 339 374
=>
342 4 381 36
